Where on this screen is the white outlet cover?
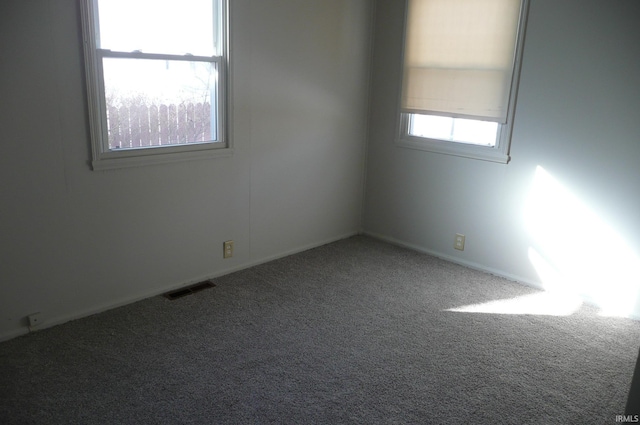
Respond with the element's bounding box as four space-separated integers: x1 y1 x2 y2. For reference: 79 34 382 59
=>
28 313 41 328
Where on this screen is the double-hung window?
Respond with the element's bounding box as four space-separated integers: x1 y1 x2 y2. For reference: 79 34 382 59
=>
81 0 229 170
398 0 529 163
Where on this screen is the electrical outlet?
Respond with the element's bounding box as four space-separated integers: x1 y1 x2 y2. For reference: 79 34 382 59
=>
454 233 465 251
28 312 42 329
223 240 234 258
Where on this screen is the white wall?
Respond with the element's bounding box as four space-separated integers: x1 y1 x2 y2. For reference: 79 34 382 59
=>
0 0 373 341
364 0 640 317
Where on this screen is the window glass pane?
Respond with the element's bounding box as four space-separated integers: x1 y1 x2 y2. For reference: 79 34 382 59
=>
452 118 499 146
410 114 453 140
97 0 218 56
409 113 498 146
102 58 218 150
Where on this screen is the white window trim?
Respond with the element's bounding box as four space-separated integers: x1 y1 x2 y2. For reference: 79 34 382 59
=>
80 0 232 171
396 0 530 164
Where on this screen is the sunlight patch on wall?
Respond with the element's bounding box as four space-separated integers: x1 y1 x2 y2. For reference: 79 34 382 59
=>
446 291 582 316
524 166 640 318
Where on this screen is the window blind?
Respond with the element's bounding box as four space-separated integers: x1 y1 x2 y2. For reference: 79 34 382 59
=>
401 0 522 123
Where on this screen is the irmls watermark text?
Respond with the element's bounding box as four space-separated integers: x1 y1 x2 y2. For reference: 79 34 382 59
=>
616 415 640 423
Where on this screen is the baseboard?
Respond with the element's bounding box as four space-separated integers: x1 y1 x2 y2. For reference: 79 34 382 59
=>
0 328 29 343
0 231 359 343
363 231 640 321
363 231 542 287
5 229 635 343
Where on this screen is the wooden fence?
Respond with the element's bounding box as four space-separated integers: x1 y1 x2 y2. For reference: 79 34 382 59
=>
107 102 212 149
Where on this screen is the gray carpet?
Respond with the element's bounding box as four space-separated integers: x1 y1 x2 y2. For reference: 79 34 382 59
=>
1 236 639 424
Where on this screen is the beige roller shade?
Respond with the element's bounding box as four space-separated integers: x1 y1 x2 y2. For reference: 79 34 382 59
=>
401 0 522 123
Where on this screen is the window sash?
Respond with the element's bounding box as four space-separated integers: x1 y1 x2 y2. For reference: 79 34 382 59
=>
80 0 230 170
399 112 511 163
94 0 221 57
408 113 499 146
96 50 223 152
401 0 523 123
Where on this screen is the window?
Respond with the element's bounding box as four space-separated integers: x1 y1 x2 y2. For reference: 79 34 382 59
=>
81 0 230 170
398 0 529 163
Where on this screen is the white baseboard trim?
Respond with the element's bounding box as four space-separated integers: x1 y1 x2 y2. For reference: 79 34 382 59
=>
363 231 640 321
363 231 543 288
0 329 28 343
0 231 359 343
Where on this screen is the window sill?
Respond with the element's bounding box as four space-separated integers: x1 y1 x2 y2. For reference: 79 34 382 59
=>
91 144 234 171
397 136 510 164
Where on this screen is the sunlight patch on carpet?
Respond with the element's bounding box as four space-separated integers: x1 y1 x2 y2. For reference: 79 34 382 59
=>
446 291 583 316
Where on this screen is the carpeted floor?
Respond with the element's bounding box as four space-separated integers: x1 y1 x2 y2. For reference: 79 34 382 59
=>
1 236 639 424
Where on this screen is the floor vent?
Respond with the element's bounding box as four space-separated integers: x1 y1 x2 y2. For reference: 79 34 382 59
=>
164 281 215 300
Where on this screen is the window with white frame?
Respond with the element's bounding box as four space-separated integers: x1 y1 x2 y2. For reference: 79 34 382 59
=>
398 0 529 163
81 0 229 170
